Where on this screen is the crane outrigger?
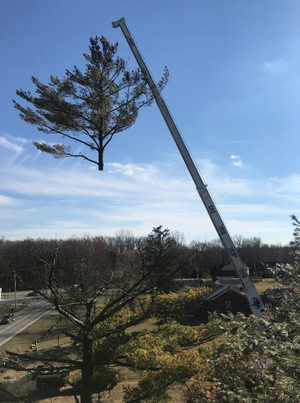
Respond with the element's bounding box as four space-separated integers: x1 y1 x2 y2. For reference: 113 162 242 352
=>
112 17 265 318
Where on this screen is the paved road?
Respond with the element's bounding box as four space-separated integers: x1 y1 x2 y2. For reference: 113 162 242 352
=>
0 293 56 347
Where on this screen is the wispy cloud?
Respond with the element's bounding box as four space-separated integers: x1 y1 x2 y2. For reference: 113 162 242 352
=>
51 220 86 229
0 134 297 245
262 59 283 73
265 175 300 202
106 162 146 176
0 136 24 154
0 195 16 205
2 133 30 144
230 155 243 166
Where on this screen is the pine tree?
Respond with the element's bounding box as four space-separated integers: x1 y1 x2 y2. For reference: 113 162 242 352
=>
13 36 168 170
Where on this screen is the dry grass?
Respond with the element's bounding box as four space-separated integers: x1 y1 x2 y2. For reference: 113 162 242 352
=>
253 278 275 294
2 316 73 354
125 317 158 333
0 315 75 386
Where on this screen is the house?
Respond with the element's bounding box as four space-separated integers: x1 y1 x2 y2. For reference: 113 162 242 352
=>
203 285 252 316
212 262 264 288
215 278 243 287
215 262 250 281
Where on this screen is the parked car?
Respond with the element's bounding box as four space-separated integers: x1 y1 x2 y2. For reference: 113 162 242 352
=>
27 291 38 297
0 314 14 325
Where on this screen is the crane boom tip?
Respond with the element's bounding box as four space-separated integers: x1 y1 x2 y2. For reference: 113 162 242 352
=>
112 17 126 28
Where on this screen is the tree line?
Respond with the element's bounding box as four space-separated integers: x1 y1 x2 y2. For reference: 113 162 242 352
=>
0 230 292 292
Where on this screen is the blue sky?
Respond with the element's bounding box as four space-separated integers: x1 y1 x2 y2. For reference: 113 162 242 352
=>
1 0 300 244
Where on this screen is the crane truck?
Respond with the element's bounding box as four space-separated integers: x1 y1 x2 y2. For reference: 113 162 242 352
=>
112 17 265 318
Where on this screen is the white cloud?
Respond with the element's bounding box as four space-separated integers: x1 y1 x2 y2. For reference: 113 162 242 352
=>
230 155 243 166
225 219 292 243
2 158 253 202
106 162 146 176
0 136 24 154
0 201 293 245
261 175 300 203
0 195 16 205
1 133 29 144
262 59 283 73
0 151 298 245
220 203 286 215
51 220 86 229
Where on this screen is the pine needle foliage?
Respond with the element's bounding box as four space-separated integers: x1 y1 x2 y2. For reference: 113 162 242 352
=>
199 217 300 403
13 36 169 170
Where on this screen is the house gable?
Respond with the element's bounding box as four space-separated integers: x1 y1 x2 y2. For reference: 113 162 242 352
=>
204 286 251 315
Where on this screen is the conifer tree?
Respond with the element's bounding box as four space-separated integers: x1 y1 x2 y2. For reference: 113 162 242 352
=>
13 36 168 170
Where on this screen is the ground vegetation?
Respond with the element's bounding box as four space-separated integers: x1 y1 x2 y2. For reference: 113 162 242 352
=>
1 226 195 403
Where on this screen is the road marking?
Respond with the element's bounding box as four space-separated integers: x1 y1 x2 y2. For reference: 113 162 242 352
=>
0 312 48 347
0 316 27 334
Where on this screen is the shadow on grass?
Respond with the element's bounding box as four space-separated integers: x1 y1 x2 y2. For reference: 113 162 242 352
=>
179 314 208 326
25 343 80 362
14 345 82 402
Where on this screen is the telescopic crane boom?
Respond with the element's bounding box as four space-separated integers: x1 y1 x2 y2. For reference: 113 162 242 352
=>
112 17 264 318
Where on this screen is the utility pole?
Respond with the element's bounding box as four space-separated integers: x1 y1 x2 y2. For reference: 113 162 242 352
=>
14 272 17 309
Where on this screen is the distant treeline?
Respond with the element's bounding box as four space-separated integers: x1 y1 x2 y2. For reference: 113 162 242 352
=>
0 230 292 291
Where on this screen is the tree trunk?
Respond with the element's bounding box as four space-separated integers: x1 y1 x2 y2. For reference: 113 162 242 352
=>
98 149 104 171
98 127 104 171
81 332 94 403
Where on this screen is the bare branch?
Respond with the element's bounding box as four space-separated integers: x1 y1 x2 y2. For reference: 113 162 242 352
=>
4 351 82 368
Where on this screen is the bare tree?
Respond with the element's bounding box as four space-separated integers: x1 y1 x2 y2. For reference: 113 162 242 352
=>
3 227 187 403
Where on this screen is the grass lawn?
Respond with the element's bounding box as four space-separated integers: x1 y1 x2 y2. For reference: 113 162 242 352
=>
0 315 75 382
2 315 73 353
253 278 275 294
0 315 81 402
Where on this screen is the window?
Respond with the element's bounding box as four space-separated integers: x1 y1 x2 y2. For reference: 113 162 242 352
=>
225 300 231 310
205 300 210 309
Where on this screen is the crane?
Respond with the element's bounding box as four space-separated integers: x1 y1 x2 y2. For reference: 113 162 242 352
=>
112 17 265 318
